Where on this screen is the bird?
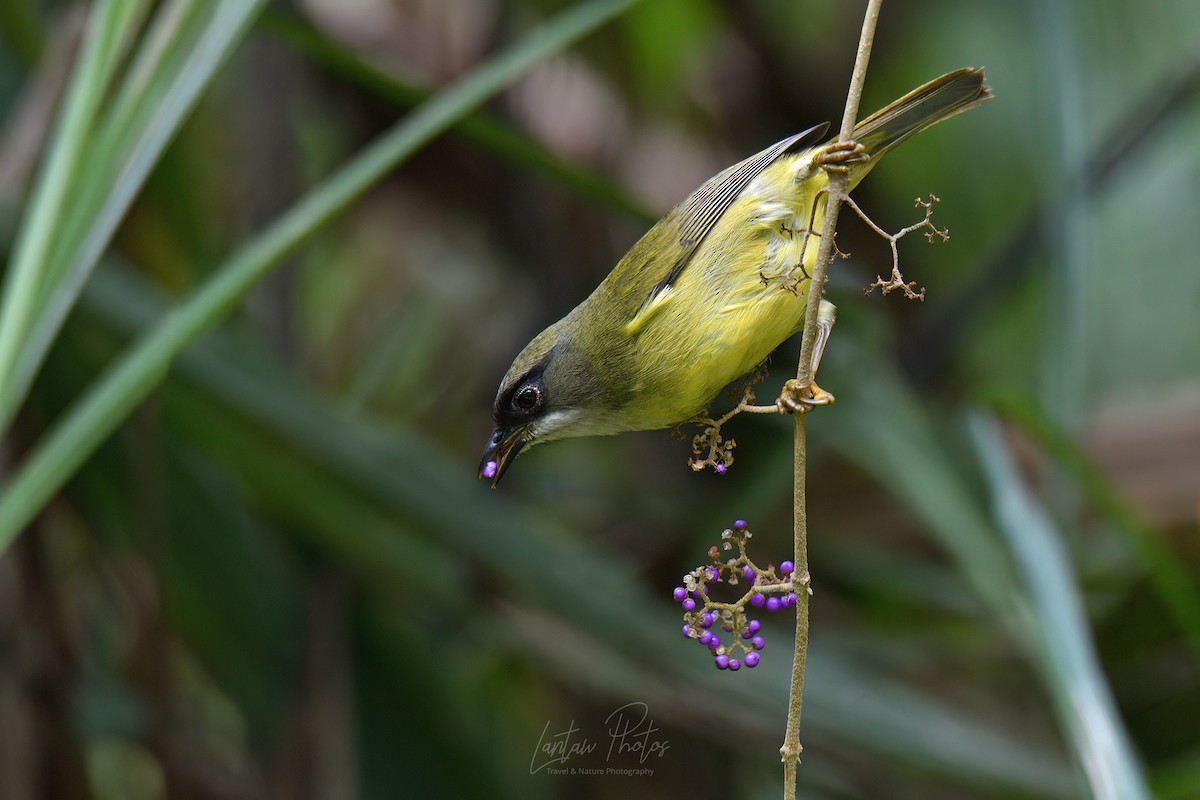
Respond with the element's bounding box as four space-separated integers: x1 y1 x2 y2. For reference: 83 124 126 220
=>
481 68 991 486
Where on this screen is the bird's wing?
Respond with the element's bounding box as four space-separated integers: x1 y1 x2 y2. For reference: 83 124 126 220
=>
626 123 830 333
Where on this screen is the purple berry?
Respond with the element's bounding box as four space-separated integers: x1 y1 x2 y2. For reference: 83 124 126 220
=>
766 597 782 612
714 463 727 474
722 622 734 632
482 460 498 479
706 566 718 581
747 619 761 634
682 598 696 612
672 587 687 603
733 520 748 532
700 613 714 629
750 593 765 608
780 560 795 575
715 655 729 670
728 658 741 671
742 565 756 582
741 628 752 640
698 631 712 646
784 592 797 608
752 636 765 650
706 636 720 650
745 652 760 668
681 625 691 638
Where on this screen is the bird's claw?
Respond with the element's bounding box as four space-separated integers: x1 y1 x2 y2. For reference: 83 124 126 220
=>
813 140 869 174
778 378 835 414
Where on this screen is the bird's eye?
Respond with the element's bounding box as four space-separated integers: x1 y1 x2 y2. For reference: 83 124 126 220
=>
514 385 541 413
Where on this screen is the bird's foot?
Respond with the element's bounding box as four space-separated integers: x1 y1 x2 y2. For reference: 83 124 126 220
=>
778 378 835 414
812 140 869 174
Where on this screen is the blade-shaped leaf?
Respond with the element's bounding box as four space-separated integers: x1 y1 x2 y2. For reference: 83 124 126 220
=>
0 0 265 434
969 412 1150 800
0 0 144 412
0 0 643 546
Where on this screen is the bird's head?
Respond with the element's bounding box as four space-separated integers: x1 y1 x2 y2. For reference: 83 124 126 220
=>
479 316 628 487
480 321 582 487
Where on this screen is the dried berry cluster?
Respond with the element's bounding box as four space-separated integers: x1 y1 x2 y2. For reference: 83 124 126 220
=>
687 423 734 474
673 520 799 671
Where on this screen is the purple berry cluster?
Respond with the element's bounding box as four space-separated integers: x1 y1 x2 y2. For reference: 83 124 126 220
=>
674 520 800 672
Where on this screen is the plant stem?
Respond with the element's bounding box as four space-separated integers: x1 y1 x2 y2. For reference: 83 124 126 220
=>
781 1 883 796
782 412 810 798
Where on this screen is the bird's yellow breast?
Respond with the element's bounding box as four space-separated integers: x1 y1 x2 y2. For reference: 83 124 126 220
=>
615 153 829 427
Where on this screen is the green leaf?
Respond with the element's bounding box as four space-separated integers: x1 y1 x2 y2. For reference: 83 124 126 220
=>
0 0 265 435
0 0 145 416
969 412 1151 800
0 0 643 547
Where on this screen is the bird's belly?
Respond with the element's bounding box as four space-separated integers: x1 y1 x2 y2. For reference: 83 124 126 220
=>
632 256 808 425
620 186 824 429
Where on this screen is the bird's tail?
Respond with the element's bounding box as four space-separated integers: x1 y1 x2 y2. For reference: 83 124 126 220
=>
853 68 993 158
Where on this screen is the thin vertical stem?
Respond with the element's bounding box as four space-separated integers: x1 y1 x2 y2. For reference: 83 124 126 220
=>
781 1 883 796
782 412 811 797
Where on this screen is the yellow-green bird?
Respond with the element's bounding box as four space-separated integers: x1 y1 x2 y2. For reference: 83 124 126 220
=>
481 68 991 486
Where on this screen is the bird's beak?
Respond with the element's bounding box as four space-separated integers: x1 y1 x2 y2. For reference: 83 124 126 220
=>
479 424 527 488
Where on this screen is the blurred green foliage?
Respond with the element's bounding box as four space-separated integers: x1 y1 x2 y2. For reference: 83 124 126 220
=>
0 0 1197 798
